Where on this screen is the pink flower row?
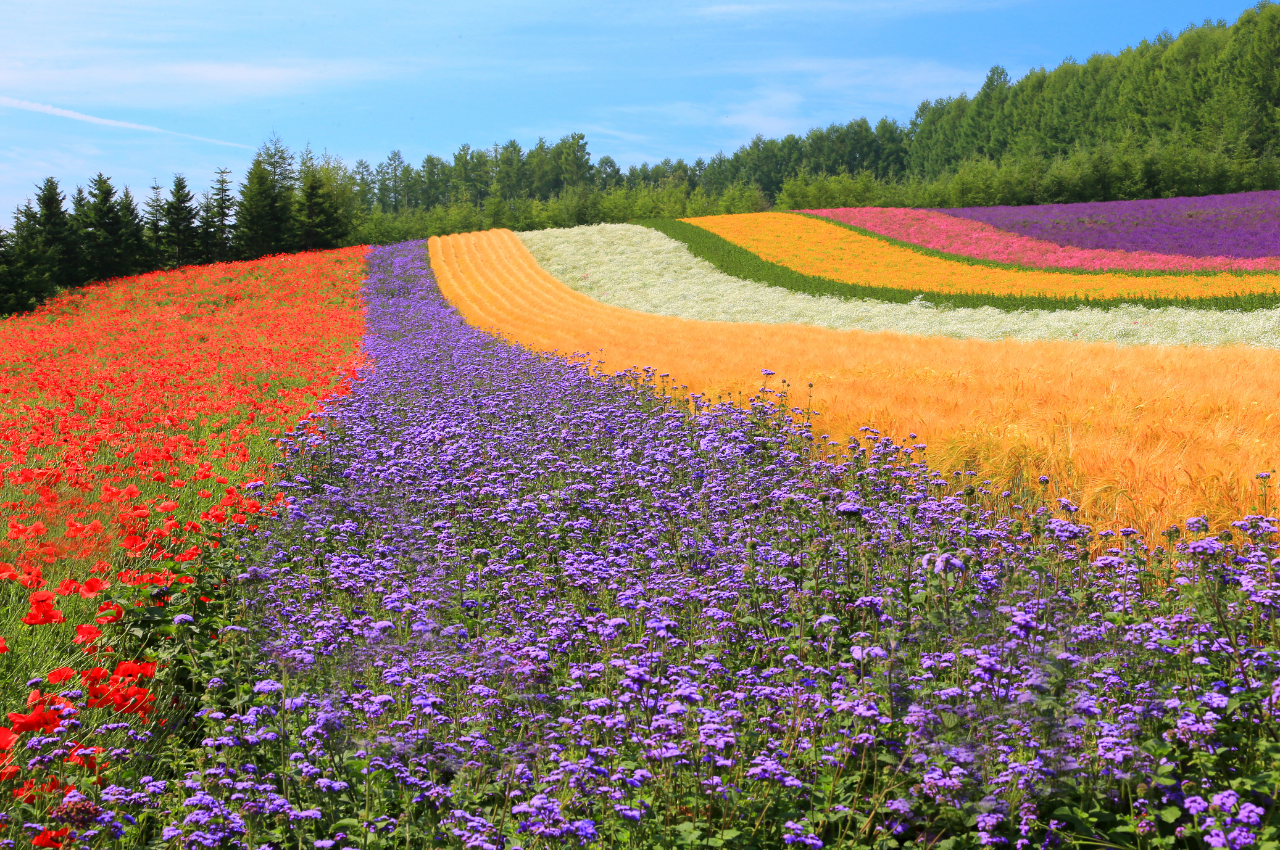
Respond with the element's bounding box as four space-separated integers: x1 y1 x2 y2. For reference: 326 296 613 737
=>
805 207 1280 272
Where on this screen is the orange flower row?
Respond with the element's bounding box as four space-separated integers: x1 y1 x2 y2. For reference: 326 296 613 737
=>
685 212 1280 301
431 227 1280 536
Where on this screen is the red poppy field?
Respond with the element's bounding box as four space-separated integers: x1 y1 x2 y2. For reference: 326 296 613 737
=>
0 248 366 836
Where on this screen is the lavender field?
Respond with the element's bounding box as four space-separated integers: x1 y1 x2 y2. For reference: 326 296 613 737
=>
113 241 1280 850
942 191 1280 258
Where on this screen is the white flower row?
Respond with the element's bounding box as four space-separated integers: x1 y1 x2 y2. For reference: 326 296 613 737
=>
518 223 1280 348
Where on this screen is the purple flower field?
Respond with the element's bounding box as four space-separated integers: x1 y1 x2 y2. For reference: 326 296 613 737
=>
106 241 1280 849
941 191 1280 259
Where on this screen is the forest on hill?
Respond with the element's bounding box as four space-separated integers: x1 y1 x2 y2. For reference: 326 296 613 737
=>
2 1 1278 313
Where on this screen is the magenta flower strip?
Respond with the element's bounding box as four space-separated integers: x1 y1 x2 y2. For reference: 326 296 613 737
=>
809 204 1280 272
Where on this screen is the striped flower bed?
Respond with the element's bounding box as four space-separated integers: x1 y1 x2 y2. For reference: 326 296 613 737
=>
520 224 1280 347
806 206 1280 272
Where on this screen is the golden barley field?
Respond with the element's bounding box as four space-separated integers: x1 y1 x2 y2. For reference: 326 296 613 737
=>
430 228 1280 536
685 212 1280 301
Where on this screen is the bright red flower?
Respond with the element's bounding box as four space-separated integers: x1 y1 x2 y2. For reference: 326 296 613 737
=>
0 637 7 653
18 567 46 589
72 624 102 646
32 828 69 848
22 590 65 626
78 577 109 598
53 579 81 596
0 727 16 749
95 601 123 624
8 707 61 733
47 667 75 684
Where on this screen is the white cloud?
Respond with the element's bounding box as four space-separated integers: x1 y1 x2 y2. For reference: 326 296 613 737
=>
0 96 251 148
0 58 388 108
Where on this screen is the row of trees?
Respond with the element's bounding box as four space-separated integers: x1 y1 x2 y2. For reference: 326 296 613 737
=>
0 140 351 314
342 3 1280 215
4 2 1278 315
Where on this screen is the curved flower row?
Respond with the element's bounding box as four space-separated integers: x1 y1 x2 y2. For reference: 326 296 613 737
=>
686 212 1280 300
431 226 1280 535
0 248 366 845
520 223 1280 347
942 189 1280 259
807 206 1280 272
125 240 1280 850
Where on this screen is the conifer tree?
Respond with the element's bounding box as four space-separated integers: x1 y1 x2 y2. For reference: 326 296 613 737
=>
296 168 345 251
143 182 165 268
160 174 200 268
76 174 128 283
234 138 297 259
115 188 149 276
12 178 81 297
0 227 18 315
197 168 236 263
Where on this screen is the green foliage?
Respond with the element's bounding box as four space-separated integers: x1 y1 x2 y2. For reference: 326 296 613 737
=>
639 215 1280 312
160 174 201 268
197 168 237 264
234 137 298 260
776 136 1280 211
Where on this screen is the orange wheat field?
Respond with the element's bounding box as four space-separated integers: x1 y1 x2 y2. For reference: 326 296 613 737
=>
430 228 1280 537
686 212 1280 301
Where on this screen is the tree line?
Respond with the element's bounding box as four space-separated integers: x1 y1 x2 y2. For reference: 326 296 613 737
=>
0 139 351 315
3 1 1278 314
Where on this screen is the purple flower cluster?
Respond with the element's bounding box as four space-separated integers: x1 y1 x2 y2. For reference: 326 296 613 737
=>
940 190 1280 258
144 241 1280 849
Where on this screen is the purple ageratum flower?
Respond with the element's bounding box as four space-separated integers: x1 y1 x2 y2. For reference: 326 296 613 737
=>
938 191 1280 259
252 680 284 694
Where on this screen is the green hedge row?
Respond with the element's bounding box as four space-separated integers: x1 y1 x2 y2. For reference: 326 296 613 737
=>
636 216 1280 313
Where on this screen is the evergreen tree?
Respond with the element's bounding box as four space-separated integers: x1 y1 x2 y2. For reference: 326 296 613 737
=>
295 168 345 251
234 140 296 260
24 178 80 293
143 183 165 268
115 188 149 275
76 174 129 283
196 169 236 264
0 226 18 315
160 174 200 268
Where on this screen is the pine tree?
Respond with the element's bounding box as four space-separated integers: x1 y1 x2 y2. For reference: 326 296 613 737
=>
234 140 297 259
143 183 165 269
77 174 129 283
0 226 18 315
296 168 345 251
160 174 200 268
197 168 235 263
116 188 149 275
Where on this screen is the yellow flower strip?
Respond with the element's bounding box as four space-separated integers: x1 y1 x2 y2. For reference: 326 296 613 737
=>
430 229 1280 536
685 212 1280 301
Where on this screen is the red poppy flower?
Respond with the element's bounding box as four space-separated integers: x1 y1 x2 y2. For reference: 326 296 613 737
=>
32 828 69 848
78 577 109 598
8 707 60 733
21 590 65 625
72 624 102 646
95 601 123 624
0 637 7 653
53 579 81 596
18 567 46 589
47 667 75 684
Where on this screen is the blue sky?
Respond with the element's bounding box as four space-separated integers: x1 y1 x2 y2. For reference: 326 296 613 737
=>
0 0 1256 219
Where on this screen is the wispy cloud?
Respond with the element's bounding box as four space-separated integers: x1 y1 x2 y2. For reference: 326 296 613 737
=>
0 96 251 148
